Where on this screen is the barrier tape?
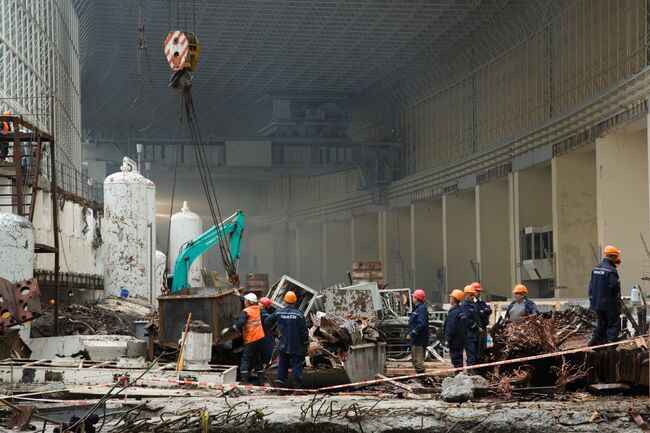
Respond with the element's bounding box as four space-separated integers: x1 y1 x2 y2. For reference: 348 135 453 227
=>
317 335 648 392
133 335 647 394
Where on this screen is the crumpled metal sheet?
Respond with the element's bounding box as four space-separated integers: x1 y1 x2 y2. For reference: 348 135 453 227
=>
320 282 381 318
0 277 41 328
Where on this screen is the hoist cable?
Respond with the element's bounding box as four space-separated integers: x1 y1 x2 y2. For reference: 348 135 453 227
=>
177 87 236 277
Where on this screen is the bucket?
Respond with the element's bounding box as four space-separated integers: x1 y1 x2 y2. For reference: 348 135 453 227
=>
120 288 130 298
134 320 148 342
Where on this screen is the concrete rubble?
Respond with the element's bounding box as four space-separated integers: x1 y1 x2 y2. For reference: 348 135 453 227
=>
1 275 649 432
31 296 154 337
3 394 647 432
440 372 489 402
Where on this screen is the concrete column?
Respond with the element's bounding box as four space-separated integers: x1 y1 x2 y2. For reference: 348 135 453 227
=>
511 164 553 297
596 123 649 292
442 190 477 289
295 223 323 289
351 214 379 262
323 220 352 286
552 148 598 299
410 199 444 301
475 179 511 298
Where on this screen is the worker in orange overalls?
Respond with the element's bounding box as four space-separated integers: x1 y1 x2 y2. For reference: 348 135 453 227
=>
222 293 265 384
1 111 11 160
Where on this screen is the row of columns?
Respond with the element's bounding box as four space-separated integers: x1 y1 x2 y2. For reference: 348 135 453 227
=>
247 117 650 300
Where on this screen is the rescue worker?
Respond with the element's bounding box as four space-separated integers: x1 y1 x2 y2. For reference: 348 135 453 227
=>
460 285 481 366
264 291 309 390
443 289 465 369
221 293 265 384
504 284 538 323
472 282 492 361
1 111 11 160
406 289 429 377
259 296 276 365
588 245 622 347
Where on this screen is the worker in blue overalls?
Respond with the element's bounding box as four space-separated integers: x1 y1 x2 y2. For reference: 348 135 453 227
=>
588 245 622 348
264 291 309 391
443 289 466 370
258 296 276 366
461 285 482 367
472 282 492 361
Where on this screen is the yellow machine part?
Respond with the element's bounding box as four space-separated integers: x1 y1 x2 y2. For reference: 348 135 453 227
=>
184 33 201 72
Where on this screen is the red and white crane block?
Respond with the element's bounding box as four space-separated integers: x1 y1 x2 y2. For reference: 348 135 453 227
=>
164 31 189 71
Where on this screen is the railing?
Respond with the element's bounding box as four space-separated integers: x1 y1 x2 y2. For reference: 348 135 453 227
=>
40 150 103 204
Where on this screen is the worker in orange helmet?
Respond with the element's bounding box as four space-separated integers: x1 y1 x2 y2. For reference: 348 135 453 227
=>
258 296 276 366
461 285 481 366
472 282 492 361
504 284 538 323
588 245 622 347
406 289 429 377
264 291 309 391
443 289 465 369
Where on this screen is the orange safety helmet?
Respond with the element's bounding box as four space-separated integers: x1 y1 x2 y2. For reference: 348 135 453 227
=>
471 282 482 291
412 289 426 301
259 297 272 308
513 284 528 294
284 291 297 304
463 285 476 295
450 289 464 301
603 245 620 257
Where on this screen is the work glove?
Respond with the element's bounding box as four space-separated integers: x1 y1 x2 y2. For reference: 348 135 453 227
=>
220 328 229 336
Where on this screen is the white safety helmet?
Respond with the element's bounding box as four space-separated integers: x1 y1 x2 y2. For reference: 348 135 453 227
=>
243 293 258 303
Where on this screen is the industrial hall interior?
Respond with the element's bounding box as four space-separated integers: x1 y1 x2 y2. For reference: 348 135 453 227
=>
2 0 650 431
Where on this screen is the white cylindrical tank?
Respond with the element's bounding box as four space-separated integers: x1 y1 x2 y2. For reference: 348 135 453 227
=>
155 250 166 296
102 157 155 302
183 321 212 370
0 212 34 282
169 201 203 287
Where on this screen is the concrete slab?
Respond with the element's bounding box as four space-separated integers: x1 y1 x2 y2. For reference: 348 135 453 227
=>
28 335 146 361
0 358 237 387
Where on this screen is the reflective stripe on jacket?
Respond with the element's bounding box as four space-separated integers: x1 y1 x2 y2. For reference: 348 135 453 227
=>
588 258 621 311
241 305 264 344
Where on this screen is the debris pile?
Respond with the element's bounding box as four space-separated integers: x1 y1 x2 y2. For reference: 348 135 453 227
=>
487 306 597 393
307 314 379 367
490 306 596 361
32 296 154 337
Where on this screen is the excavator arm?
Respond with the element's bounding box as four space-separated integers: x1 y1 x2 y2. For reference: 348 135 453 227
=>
171 210 245 292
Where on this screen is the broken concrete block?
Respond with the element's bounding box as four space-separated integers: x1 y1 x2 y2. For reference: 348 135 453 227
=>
126 340 146 358
440 372 489 402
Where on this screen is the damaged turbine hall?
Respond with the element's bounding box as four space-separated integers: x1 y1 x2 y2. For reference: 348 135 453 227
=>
3 0 650 431
0 266 648 432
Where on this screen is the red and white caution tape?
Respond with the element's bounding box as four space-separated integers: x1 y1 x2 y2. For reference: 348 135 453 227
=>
132 336 647 394
317 335 647 392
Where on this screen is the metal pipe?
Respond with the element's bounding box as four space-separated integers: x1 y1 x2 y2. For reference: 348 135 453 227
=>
50 95 60 336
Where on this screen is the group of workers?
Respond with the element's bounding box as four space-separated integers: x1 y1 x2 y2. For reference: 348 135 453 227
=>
222 290 308 389
223 245 622 387
409 244 623 373
409 281 538 372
